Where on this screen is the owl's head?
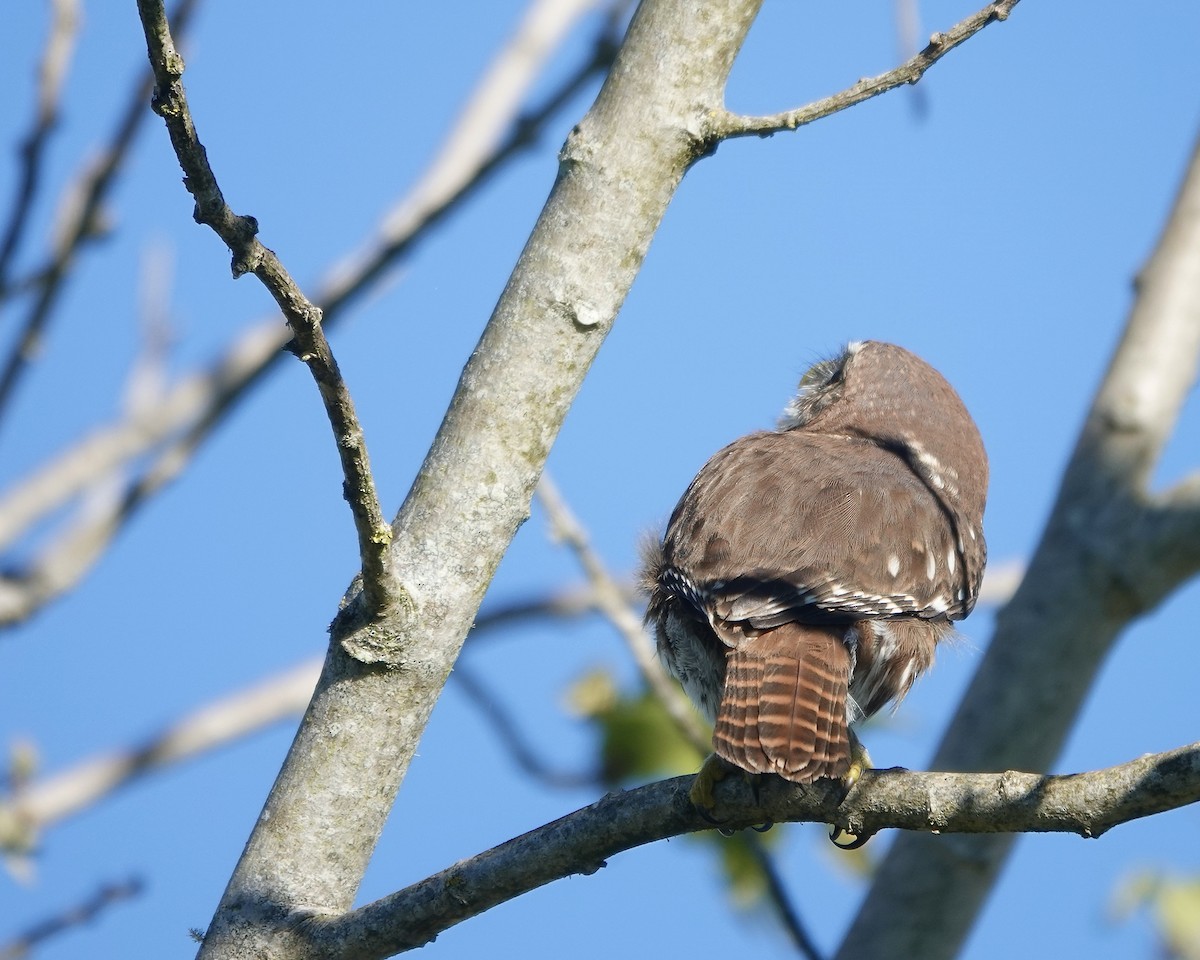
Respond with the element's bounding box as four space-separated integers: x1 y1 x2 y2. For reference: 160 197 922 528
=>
778 340 864 430
779 339 988 530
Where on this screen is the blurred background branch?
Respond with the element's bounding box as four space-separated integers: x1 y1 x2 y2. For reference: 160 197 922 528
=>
836 126 1200 960
0 0 622 630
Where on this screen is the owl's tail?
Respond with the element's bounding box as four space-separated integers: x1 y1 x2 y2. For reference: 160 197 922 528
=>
712 623 852 783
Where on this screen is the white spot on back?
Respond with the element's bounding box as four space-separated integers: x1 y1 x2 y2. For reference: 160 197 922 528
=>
887 555 901 577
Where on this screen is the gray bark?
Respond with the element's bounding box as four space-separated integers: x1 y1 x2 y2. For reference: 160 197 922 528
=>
195 2 764 957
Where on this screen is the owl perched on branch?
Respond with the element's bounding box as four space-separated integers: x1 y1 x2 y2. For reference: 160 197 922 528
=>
642 341 987 822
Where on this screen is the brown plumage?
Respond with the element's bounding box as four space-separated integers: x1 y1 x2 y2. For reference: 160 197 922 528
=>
643 341 987 785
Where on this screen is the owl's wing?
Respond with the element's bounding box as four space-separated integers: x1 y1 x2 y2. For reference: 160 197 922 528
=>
663 429 970 643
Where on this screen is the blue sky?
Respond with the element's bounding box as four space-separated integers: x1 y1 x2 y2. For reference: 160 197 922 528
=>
2 2 1198 958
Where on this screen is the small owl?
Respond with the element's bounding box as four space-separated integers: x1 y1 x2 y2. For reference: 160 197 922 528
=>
643 341 987 806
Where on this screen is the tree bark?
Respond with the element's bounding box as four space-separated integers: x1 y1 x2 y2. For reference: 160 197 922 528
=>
194 2 764 957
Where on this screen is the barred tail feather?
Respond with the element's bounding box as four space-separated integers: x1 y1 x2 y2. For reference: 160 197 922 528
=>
713 624 852 783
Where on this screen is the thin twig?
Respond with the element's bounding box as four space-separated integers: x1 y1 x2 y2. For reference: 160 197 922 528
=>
0 0 201 429
535 474 826 955
134 0 394 617
535 473 711 752
453 661 599 790
708 0 1019 141
0 12 617 629
0 0 79 297
0 877 143 960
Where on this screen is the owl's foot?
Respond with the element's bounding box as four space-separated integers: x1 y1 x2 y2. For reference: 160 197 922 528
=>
845 732 872 789
689 753 733 820
829 734 873 849
691 755 775 834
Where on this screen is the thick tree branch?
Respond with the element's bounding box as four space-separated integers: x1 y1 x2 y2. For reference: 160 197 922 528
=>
707 0 1019 142
837 128 1200 960
134 0 394 617
194 3 765 956
300 743 1200 958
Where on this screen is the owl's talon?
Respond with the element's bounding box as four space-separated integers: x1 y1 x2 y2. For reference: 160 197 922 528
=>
827 734 875 848
689 753 733 821
829 825 873 849
751 820 774 833
844 731 873 790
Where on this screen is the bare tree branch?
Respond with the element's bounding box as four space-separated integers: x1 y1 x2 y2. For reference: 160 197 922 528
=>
0 0 201 428
707 0 1019 142
192 4 768 955
125 0 1035 952
536 473 712 751
134 0 395 617
299 742 1200 958
0 877 143 960
0 7 617 630
0 0 79 297
452 661 599 790
836 128 1200 960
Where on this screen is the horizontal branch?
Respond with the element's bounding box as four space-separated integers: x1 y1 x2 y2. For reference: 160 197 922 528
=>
708 0 1019 141
308 742 1200 957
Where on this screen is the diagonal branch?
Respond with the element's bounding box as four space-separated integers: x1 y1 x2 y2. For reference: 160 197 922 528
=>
707 0 1019 142
135 0 394 616
535 473 823 958
309 742 1200 957
0 7 617 629
195 4 769 955
836 126 1200 960
0 0 79 297
0 0 201 429
0 877 143 960
536 473 712 751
